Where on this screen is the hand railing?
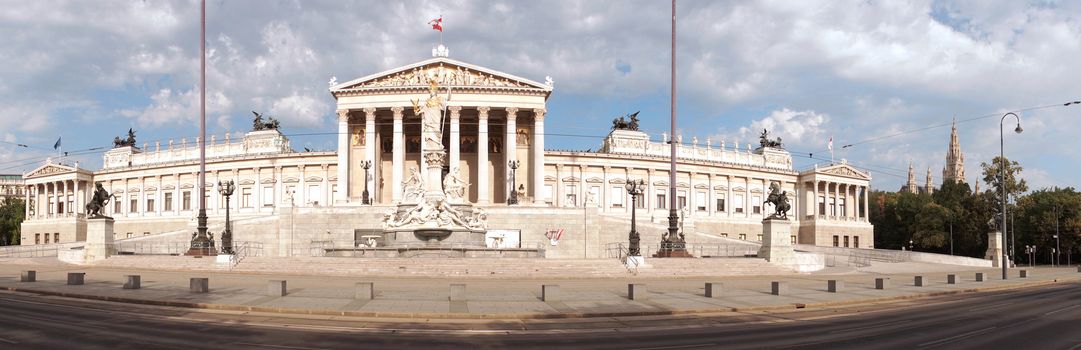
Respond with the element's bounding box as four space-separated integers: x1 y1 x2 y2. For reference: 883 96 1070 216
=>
0 244 60 258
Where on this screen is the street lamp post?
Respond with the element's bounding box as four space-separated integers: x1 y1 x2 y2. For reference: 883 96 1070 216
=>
1000 112 1022 279
187 0 212 257
360 160 372 205
218 180 235 254
508 160 520 205
626 179 645 256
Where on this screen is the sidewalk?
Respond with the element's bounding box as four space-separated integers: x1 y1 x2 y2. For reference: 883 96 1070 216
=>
1 260 1078 320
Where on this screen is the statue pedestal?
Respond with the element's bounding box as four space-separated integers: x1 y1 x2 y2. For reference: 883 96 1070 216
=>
985 230 1005 267
759 217 797 264
85 217 115 262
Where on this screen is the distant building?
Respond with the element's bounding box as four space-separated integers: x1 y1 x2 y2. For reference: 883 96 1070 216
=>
0 174 24 204
942 119 965 184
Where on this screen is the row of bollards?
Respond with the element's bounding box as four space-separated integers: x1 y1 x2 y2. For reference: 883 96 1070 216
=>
13 268 1052 301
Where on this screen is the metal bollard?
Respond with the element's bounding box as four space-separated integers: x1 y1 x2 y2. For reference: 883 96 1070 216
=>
542 285 560 302
628 284 648 300
123 275 141 289
268 280 287 296
20 270 36 282
975 272 985 282
947 274 957 284
67 272 85 285
914 276 925 287
828 280 844 293
189 278 209 293
355 282 374 300
771 281 788 296
705 282 723 298
1020 270 1029 278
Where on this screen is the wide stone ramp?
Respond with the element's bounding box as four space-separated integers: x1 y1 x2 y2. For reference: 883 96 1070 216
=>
637 257 797 277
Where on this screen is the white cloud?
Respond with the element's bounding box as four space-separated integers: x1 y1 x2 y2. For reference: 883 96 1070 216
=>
737 108 829 147
269 92 328 128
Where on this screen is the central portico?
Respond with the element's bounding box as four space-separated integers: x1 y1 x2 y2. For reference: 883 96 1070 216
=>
330 57 552 206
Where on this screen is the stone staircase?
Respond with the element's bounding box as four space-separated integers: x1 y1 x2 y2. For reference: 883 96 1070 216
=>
87 254 796 278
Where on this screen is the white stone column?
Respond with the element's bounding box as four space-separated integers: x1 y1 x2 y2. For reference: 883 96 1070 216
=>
363 107 377 203
555 164 563 207
477 107 490 205
174 176 181 216
601 166 610 212
744 178 751 218
811 181 819 217
863 185 869 221
504 107 518 202
532 108 546 205
646 169 655 213
391 107 404 202
707 174 715 217
298 165 307 206
335 109 350 203
831 182 838 218
726 175 733 218
449 106 462 171
254 168 261 212
322 164 330 206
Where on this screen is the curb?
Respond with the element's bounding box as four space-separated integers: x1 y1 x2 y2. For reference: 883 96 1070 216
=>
2 276 1076 320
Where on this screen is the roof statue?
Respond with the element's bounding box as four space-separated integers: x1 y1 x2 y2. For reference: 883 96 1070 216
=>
758 129 783 149
113 128 137 148
611 111 641 131
251 111 281 131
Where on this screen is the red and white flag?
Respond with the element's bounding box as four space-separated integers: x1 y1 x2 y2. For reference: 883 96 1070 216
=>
546 228 564 245
428 16 443 32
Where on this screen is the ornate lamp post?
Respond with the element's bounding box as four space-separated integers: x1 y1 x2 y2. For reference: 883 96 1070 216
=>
360 160 372 205
187 0 212 257
1000 112 1022 279
508 160 520 205
218 180 235 254
625 179 645 256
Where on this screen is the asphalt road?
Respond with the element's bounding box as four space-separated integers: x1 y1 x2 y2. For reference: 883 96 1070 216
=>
0 282 1079 350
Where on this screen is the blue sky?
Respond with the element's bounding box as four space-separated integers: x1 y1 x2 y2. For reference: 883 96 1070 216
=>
1 0 1079 192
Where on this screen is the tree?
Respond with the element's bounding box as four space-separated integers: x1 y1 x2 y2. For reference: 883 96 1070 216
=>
981 156 1028 204
0 198 25 246
1015 187 1081 264
911 202 950 250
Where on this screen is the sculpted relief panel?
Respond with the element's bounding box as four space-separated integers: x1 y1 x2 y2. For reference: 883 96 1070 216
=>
355 64 529 89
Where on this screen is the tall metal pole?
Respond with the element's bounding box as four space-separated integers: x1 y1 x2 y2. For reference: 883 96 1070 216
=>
1055 205 1061 267
665 0 681 252
1000 112 1021 279
188 0 211 255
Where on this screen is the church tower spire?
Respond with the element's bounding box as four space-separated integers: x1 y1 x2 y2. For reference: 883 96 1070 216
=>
943 118 965 184
905 162 917 194
925 167 934 195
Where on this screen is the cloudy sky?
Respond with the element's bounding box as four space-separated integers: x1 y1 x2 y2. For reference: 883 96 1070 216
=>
1 0 1079 192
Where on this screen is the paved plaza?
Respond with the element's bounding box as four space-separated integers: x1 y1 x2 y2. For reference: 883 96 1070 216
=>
1 258 1077 320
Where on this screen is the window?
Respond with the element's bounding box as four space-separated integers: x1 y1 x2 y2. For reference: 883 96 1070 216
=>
241 187 252 208
48 197 54 214
164 192 173 211
129 195 138 213
844 236 850 248
53 233 59 243
147 197 155 212
285 185 297 203
611 186 624 208
44 234 49 244
66 195 73 213
263 186 275 207
752 195 762 214
126 232 133 239
57 198 63 214
854 236 860 248
833 235 840 247
182 191 191 210
716 194 726 212
757 234 763 242
331 184 338 202
734 194 745 213
544 184 553 204
589 186 600 207
564 184 577 207
634 193 645 209
34 233 40 245
791 235 797 245
656 189 667 209
738 233 747 240
839 198 847 217
818 196 826 215
113 198 121 214
696 192 706 211
307 185 320 206
677 190 687 209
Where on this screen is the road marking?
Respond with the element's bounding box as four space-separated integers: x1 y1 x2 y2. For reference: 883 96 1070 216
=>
0 336 17 344
1044 304 1080 316
917 327 996 348
967 302 1013 312
631 344 717 350
1068 341 1081 350
231 342 326 350
829 320 913 334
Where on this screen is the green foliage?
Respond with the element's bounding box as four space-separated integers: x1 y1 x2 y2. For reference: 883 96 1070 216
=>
0 198 24 246
871 180 999 257
1014 187 1081 264
981 156 1028 203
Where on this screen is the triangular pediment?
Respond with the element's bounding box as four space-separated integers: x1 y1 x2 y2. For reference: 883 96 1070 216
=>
24 163 76 178
814 163 871 180
330 57 553 94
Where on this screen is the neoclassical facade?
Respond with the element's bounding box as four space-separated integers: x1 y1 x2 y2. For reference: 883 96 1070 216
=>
18 55 873 254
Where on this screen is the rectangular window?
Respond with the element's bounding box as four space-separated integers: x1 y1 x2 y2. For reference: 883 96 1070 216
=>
833 235 840 247
66 195 73 213
307 185 320 206
757 234 763 242
840 198 847 217
146 197 155 212
611 186 624 208
716 194 726 212
182 191 192 211
241 187 252 208
126 232 133 239
634 193 645 209
752 195 762 214
564 184 577 207
738 233 747 240
819 196 826 215
44 234 49 244
589 186 600 207
696 192 706 211
164 192 173 211
113 198 121 214
263 186 275 207
53 232 59 243
844 236 850 248
854 236 860 248
544 184 553 204
144 232 150 236
285 185 297 203
791 235 797 245
734 194 745 213
677 190 687 209
35 233 40 245
656 189 667 209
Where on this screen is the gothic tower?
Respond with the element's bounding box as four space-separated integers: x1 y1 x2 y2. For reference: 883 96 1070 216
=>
943 119 965 184
905 163 917 194
925 167 934 195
